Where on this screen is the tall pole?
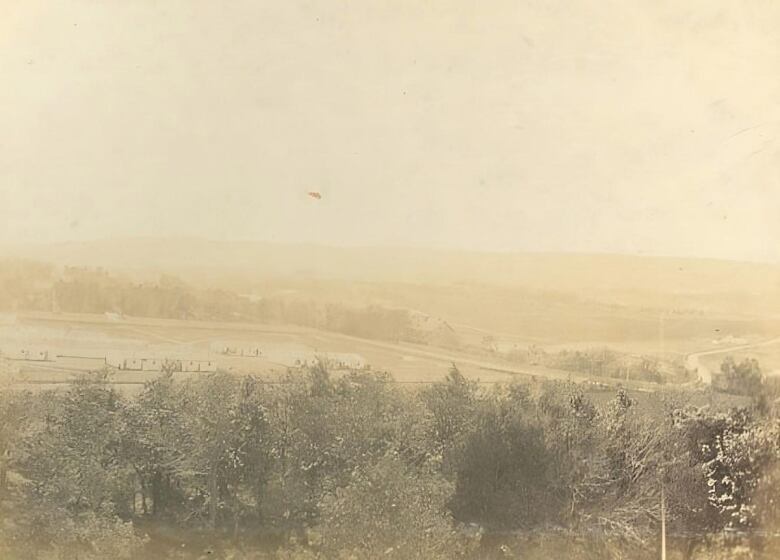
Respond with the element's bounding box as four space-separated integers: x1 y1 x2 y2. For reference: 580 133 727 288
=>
661 483 667 560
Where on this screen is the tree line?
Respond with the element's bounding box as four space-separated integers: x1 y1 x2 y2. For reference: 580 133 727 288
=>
0 262 422 344
0 364 779 559
500 344 690 384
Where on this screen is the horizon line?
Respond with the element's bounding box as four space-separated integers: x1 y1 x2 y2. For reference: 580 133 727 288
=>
1 234 778 267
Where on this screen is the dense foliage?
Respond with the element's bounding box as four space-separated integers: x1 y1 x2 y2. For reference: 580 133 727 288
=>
0 365 779 559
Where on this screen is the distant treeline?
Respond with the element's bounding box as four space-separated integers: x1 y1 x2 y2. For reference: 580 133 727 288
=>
0 259 56 311
0 262 443 345
501 345 691 384
715 357 780 403
1 366 779 559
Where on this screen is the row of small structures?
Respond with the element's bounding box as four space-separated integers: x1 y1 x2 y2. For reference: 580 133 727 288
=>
0 349 218 372
1 346 367 373
112 357 218 372
3 349 51 362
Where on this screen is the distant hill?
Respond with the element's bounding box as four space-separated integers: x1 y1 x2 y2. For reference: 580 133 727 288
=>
2 238 780 353
3 237 779 307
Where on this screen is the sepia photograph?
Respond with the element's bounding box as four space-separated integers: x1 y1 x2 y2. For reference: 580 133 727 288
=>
1 1 780 558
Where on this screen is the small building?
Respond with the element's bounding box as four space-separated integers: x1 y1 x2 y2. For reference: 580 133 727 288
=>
121 358 144 371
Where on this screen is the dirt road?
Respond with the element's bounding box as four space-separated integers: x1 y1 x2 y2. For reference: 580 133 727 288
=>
685 336 780 384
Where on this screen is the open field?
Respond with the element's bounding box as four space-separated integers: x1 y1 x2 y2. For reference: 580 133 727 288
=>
1 311 692 394
4 244 780 382
2 248 779 394
321 279 780 356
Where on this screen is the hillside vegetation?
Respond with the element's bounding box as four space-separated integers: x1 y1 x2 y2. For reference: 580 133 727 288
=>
0 366 778 559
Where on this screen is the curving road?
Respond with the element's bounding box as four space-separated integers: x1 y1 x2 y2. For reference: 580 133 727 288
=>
686 336 780 385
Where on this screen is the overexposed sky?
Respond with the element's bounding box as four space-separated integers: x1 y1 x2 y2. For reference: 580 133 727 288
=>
1 1 779 261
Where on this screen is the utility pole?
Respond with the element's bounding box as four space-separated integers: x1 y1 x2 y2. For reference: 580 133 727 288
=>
660 479 667 560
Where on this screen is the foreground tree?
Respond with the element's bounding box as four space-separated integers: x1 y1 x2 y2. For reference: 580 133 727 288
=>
314 455 478 559
15 376 135 518
450 384 559 530
123 371 191 519
176 373 271 531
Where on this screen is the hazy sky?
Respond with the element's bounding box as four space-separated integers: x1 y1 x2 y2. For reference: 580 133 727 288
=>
2 1 779 261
